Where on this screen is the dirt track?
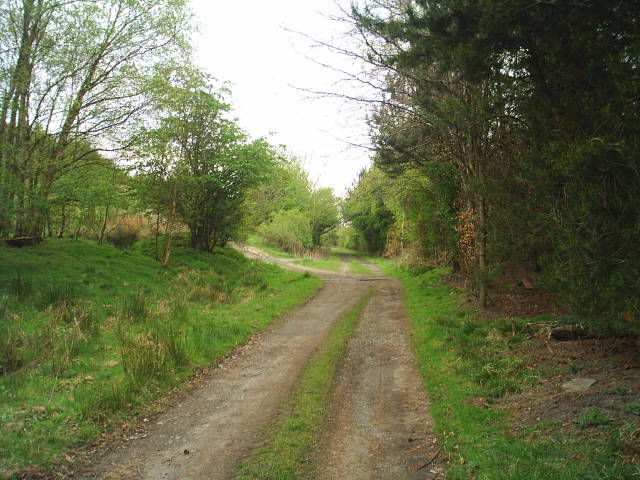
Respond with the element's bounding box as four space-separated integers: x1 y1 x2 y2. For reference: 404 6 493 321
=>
317 275 441 479
75 251 439 480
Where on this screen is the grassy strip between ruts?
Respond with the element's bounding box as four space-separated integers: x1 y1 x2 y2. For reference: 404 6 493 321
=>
233 289 374 480
292 257 344 273
377 262 639 480
0 238 322 479
347 259 373 275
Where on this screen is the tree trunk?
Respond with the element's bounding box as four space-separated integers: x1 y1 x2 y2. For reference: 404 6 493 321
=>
57 203 66 238
476 194 488 308
162 183 177 268
154 212 160 260
97 203 110 246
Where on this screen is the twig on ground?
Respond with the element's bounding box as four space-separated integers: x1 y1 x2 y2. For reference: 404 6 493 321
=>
416 445 443 471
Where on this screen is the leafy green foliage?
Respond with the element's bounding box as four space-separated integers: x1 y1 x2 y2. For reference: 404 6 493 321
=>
0 0 191 238
350 0 640 328
248 157 340 254
133 68 276 253
258 209 313 253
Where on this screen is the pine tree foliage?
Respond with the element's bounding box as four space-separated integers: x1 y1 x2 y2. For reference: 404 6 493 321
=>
348 0 639 329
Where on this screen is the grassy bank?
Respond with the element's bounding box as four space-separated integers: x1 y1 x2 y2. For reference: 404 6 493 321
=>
233 290 373 480
381 264 638 479
0 239 321 478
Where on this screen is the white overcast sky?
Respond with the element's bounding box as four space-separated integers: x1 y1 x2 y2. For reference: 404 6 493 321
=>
189 0 373 196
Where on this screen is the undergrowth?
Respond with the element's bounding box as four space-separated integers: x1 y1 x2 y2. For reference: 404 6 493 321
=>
0 238 322 478
376 261 639 479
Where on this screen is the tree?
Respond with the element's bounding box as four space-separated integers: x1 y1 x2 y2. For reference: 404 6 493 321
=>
347 0 639 326
308 187 340 247
133 68 274 258
0 0 191 238
343 168 394 254
351 1 519 305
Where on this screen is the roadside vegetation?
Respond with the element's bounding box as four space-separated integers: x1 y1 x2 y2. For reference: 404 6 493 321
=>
0 3 343 477
0 239 321 478
337 0 639 335
233 290 373 480
377 262 639 479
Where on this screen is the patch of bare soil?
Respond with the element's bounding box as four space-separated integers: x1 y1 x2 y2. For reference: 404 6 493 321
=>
316 278 442 480
500 334 640 464
480 287 564 319
71 277 371 480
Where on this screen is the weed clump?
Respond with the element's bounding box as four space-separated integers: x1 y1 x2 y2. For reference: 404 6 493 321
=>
574 407 613 429
0 326 27 375
117 316 188 385
8 272 32 300
121 291 150 321
40 282 77 308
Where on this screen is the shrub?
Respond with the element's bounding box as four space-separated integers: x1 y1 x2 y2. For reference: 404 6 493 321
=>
106 216 148 250
121 291 150 321
257 209 312 254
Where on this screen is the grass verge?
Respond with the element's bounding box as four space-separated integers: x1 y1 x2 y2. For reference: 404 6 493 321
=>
381 264 638 480
0 238 322 479
233 289 373 480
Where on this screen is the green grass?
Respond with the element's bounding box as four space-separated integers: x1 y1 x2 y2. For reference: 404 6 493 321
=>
574 408 613 429
245 234 295 258
233 290 373 480
0 238 322 479
346 259 373 275
246 238 374 275
380 264 639 480
329 246 360 255
293 257 343 272
294 256 373 275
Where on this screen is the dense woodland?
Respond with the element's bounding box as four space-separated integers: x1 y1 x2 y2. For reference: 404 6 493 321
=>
1 0 638 335
341 0 639 333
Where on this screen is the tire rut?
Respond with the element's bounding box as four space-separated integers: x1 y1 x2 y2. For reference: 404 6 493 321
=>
316 278 442 479
74 279 370 480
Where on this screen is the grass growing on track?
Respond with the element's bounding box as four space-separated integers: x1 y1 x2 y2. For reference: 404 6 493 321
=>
380 264 638 480
293 257 343 272
346 259 372 275
233 289 374 480
0 238 322 479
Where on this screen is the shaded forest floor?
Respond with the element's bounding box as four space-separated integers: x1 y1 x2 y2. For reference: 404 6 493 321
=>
472 279 640 461
391 264 639 479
